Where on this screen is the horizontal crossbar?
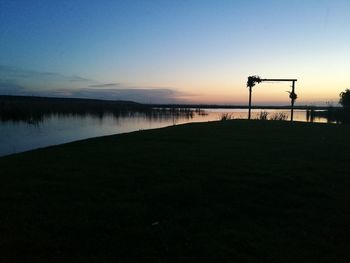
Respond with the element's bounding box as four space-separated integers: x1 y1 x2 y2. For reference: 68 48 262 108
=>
260 79 297 82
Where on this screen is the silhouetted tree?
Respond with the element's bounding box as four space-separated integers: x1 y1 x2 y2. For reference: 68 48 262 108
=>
339 89 350 108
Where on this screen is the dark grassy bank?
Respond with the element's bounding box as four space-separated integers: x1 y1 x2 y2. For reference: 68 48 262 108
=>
1 120 350 262
0 95 195 122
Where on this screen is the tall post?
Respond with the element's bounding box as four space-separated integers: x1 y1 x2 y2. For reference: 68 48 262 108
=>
290 80 295 122
248 86 252 120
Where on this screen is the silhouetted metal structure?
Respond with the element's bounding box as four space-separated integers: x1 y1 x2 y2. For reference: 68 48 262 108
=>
247 76 298 121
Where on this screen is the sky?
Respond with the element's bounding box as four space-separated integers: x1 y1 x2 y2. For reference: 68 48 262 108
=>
0 0 349 105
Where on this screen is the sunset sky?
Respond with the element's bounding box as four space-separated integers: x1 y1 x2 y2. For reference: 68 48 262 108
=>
0 0 349 105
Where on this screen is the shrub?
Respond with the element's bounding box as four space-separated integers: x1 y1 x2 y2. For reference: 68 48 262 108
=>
220 113 233 121
270 112 288 121
257 111 269 120
339 89 350 108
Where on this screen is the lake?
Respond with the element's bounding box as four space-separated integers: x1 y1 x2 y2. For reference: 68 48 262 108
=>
0 109 331 157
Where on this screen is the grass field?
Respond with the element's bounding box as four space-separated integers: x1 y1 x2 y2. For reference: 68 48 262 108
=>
1 120 350 262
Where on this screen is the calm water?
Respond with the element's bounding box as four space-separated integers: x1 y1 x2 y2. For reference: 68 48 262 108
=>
0 109 329 157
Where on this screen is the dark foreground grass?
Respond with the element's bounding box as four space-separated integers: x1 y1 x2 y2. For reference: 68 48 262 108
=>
1 120 350 262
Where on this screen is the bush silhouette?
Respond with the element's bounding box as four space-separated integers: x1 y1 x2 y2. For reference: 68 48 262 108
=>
339 89 350 108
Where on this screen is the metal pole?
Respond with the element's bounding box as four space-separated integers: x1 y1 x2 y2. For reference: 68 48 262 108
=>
291 80 295 122
248 86 252 120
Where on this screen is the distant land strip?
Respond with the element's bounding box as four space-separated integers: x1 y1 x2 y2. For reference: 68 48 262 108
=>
0 95 337 111
148 104 338 110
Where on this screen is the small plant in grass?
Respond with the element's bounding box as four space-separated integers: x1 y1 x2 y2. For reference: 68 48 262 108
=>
270 112 288 121
257 111 269 120
220 113 233 121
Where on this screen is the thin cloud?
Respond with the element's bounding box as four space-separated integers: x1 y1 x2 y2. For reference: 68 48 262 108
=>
69 88 190 103
0 65 92 84
69 75 92 82
0 81 26 95
88 83 120 88
0 65 193 103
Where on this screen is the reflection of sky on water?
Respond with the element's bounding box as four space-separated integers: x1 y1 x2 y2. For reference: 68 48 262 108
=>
182 109 331 124
0 109 330 157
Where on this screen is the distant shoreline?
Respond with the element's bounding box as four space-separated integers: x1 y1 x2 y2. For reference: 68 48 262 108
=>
149 103 336 111
0 95 336 110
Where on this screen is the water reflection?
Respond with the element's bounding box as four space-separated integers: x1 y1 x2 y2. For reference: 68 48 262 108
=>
305 108 346 124
0 108 334 157
0 107 197 124
0 109 197 157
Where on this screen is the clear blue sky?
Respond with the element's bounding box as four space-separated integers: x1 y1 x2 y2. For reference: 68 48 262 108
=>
0 0 349 104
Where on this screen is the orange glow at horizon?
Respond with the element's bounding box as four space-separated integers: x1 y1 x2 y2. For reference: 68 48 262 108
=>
173 80 346 105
